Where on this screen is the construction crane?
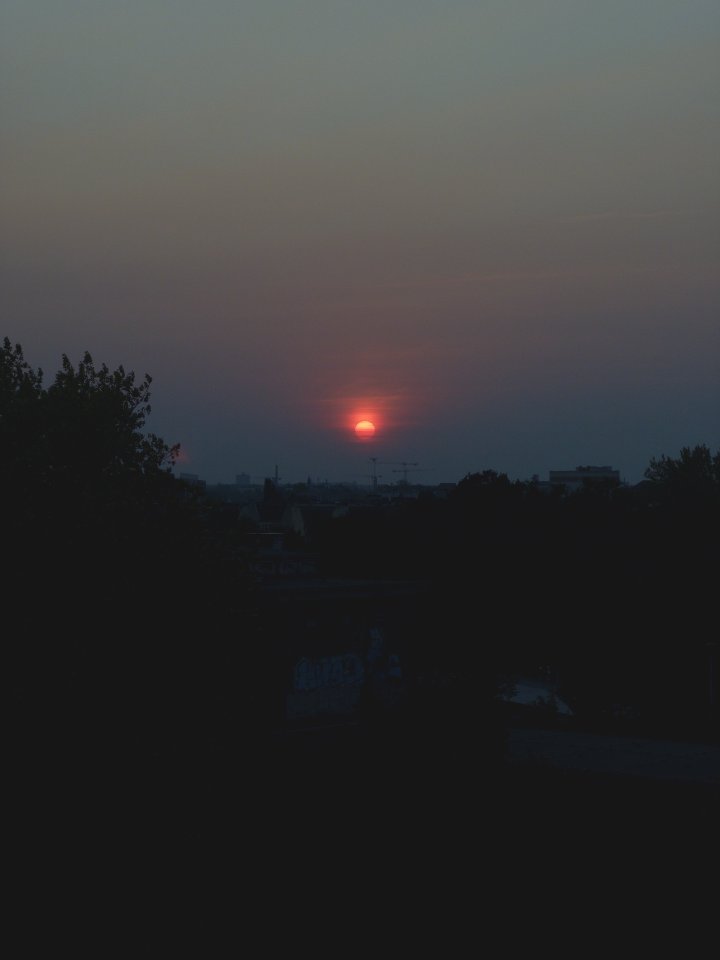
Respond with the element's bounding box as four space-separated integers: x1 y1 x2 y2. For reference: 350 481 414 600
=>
368 459 424 485
368 457 413 490
390 461 420 484
368 457 383 491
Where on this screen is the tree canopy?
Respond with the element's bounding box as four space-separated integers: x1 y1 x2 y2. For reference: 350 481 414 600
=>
644 443 720 499
3 339 256 764
1 338 178 495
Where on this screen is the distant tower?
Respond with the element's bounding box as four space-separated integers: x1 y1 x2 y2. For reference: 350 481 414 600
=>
369 457 379 492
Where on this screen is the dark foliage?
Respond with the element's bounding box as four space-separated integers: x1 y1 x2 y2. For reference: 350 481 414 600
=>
310 448 719 736
2 339 257 774
5 338 716 872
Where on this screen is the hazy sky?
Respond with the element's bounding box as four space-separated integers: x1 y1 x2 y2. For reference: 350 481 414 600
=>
2 1 718 484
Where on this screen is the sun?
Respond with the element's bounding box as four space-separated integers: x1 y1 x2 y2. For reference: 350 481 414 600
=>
354 419 376 439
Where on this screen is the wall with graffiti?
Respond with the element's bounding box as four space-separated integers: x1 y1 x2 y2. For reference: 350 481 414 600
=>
286 625 405 722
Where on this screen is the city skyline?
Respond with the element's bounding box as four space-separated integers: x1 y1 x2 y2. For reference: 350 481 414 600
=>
2 2 718 486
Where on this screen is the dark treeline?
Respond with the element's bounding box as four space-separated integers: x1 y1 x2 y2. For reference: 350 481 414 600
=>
2 340 262 769
311 458 719 734
3 339 718 856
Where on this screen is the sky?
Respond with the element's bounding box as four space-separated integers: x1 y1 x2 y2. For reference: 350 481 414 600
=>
2 0 718 485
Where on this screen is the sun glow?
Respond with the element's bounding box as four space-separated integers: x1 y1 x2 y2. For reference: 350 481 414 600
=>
354 419 376 439
332 395 393 442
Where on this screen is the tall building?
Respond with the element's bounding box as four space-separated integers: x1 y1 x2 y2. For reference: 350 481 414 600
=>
178 472 206 491
549 465 620 493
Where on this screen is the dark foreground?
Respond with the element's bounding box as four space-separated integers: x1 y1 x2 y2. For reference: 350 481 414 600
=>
8 712 718 952
14 714 717 865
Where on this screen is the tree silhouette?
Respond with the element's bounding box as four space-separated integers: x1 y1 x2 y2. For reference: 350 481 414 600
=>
2 340 255 767
645 444 720 500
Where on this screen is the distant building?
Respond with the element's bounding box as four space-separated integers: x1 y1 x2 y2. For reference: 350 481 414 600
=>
235 472 251 487
434 483 458 499
549 465 620 493
179 472 206 490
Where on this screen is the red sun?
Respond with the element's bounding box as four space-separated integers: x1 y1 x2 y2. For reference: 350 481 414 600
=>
354 419 376 439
